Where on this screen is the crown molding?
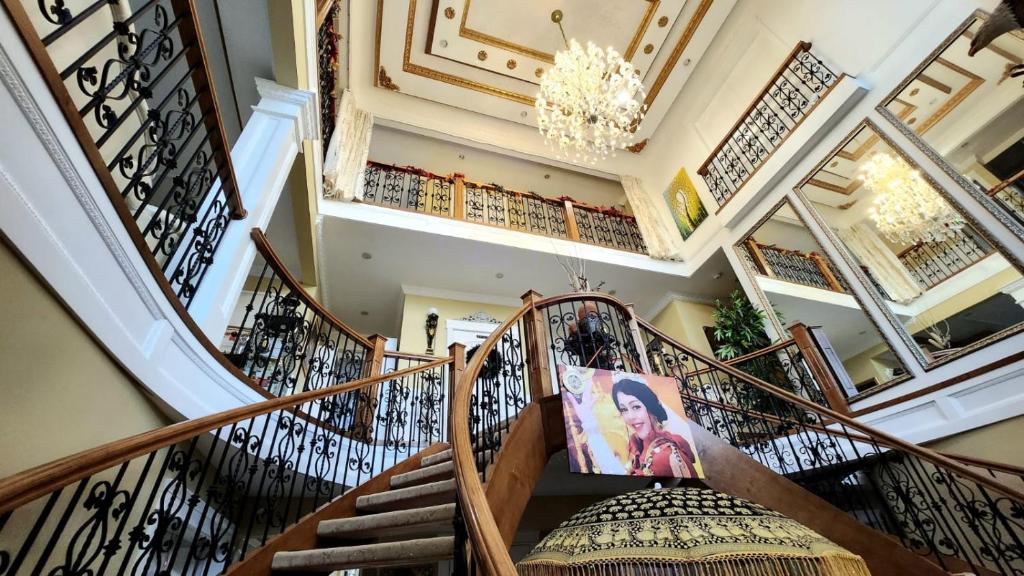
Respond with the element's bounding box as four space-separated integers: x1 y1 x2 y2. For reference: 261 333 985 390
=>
400 284 521 308
644 290 716 320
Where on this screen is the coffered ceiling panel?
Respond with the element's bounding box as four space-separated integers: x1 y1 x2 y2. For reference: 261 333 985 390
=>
373 0 737 144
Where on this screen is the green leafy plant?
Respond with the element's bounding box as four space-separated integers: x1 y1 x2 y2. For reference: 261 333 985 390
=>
711 290 773 360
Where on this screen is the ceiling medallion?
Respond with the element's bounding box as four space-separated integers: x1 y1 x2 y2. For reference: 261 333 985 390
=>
861 152 964 244
378 66 400 91
658 15 669 27
535 67 544 78
535 10 647 163
643 43 654 54
626 139 649 153
477 50 488 61
507 59 517 70
444 6 455 19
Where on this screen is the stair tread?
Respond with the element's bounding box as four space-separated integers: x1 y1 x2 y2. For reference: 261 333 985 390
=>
356 479 456 513
421 449 452 467
272 536 454 572
318 504 456 538
391 460 454 488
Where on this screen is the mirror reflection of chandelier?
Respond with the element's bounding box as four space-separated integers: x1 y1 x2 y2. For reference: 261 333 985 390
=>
535 10 647 163
860 152 964 244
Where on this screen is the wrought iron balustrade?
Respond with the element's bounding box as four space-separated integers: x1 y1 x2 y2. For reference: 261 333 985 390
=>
0 359 453 576
699 42 840 207
450 292 1024 576
360 161 646 254
221 230 373 398
744 239 847 292
987 169 1024 228
719 340 832 410
636 320 1024 575
4 0 244 309
316 0 340 153
897 228 993 290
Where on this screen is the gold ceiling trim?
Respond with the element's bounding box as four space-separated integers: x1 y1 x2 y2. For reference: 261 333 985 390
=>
402 0 536 106
915 57 984 136
376 0 718 115
644 0 714 109
456 0 660 65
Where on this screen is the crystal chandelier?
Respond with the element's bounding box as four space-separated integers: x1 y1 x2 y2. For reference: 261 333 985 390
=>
860 152 964 244
535 10 647 163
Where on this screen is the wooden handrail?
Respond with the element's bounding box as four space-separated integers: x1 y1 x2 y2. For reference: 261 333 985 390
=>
635 316 1024 502
722 338 797 365
251 228 372 348
944 452 1024 477
383 350 439 362
697 41 812 175
987 168 1024 197
0 356 452 514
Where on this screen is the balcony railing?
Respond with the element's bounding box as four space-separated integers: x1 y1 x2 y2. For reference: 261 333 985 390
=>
361 161 647 254
316 0 339 152
987 168 1024 227
4 0 244 309
897 228 993 290
699 42 839 207
743 239 847 292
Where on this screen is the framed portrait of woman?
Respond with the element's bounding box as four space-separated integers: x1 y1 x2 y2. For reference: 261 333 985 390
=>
558 365 704 478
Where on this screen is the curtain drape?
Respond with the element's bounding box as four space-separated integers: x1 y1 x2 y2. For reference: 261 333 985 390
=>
621 175 684 261
839 223 922 303
323 90 373 201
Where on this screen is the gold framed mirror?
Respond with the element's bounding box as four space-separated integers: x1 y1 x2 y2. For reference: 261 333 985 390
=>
734 197 911 400
877 9 1024 237
794 119 1024 371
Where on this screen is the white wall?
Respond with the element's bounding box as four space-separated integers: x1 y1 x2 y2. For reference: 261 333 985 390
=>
368 125 629 208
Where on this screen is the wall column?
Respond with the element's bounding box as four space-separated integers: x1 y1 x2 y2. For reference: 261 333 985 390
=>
189 79 319 343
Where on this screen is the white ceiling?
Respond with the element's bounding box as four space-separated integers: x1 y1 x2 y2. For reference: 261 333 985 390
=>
319 216 739 337
365 0 738 161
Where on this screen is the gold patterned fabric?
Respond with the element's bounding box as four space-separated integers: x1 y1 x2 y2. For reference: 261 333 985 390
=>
518 488 871 576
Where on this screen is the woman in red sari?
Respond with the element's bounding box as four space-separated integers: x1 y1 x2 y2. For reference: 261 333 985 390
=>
612 378 698 477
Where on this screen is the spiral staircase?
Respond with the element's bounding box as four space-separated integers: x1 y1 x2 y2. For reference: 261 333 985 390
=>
2 258 1023 575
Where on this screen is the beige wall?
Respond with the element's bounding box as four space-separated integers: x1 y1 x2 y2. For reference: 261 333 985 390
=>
925 415 1024 468
0 242 171 478
398 294 518 354
651 299 716 358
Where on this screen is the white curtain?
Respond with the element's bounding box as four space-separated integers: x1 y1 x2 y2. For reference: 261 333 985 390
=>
621 175 684 261
839 223 923 303
323 90 373 201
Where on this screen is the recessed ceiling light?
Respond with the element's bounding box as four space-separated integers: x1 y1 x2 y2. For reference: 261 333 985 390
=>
520 111 528 118
360 311 369 316
495 272 504 279
544 174 551 179
361 252 372 260
858 330 867 335
440 39 448 48
682 58 692 66
458 154 465 160
712 272 723 280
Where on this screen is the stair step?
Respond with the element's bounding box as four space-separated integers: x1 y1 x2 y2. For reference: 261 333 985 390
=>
318 503 456 540
421 449 452 467
392 461 454 489
356 479 456 513
272 536 454 572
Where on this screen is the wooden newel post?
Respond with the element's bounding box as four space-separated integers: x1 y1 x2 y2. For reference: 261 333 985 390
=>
564 201 581 241
744 239 774 277
448 342 466 441
810 253 845 293
521 290 554 399
625 304 653 374
788 323 851 414
453 175 466 220
356 334 389 442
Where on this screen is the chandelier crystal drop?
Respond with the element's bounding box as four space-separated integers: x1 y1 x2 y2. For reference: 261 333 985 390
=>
535 38 647 163
860 152 965 245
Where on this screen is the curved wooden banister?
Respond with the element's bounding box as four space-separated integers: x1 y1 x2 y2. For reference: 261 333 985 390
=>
250 228 372 349
452 291 1024 575
635 316 1024 503
383 350 439 362
0 356 451 514
720 338 796 365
